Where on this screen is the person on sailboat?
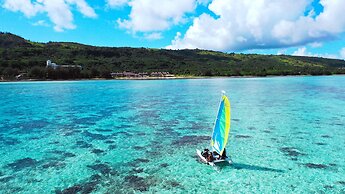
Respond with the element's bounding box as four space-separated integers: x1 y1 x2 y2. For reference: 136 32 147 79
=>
201 149 210 158
196 92 232 165
207 153 214 162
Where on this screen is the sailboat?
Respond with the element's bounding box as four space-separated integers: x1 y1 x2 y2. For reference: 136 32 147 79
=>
196 91 232 166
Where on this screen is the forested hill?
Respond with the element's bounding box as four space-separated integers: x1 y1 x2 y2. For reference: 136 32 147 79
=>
1 32 345 80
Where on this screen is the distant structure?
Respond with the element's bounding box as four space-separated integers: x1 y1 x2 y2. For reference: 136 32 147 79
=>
111 71 174 78
15 73 27 80
46 60 82 70
150 72 174 77
46 60 59 69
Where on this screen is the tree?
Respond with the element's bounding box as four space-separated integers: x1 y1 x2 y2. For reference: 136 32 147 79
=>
91 68 99 78
29 66 46 78
3 67 19 78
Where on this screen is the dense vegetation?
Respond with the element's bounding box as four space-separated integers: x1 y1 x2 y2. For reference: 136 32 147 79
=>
1 32 345 80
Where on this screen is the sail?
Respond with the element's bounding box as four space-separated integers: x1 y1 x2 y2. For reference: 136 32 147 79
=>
211 94 231 155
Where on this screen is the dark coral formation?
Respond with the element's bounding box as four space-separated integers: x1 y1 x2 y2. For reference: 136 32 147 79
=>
104 140 115 144
108 145 117 150
172 135 209 146
42 161 66 169
50 150 76 158
134 158 150 163
63 153 76 158
0 135 21 145
91 149 105 155
75 140 93 149
123 175 157 192
133 146 145 150
131 168 144 173
235 135 252 138
280 147 304 158
83 131 108 140
0 175 14 183
160 163 169 168
127 158 150 167
87 163 111 175
55 174 102 194
61 129 82 137
6 158 39 171
112 131 132 137
315 142 327 145
95 129 112 132
336 181 345 185
304 163 328 169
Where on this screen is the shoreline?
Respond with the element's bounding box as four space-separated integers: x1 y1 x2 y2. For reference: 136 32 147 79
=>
0 74 344 82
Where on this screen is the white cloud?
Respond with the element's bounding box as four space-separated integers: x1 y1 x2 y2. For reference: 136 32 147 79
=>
340 48 345 59
277 49 287 55
144 32 163 40
117 0 197 33
292 47 338 59
196 0 212 6
32 20 49 27
67 0 97 18
41 0 76 32
168 0 345 51
3 0 43 17
2 0 96 32
292 47 309 56
309 42 323 48
106 0 128 8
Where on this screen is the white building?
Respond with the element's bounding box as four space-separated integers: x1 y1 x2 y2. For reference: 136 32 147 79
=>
46 60 82 70
46 60 59 69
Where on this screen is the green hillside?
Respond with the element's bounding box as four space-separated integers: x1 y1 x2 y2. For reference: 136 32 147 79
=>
1 32 345 80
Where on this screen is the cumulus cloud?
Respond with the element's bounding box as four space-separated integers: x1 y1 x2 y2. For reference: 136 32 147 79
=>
277 49 287 55
167 0 345 51
292 47 337 59
3 0 43 17
106 0 128 8
67 0 97 18
309 42 323 48
117 0 197 33
2 0 96 32
340 48 345 59
32 20 49 27
196 0 212 6
292 47 309 56
144 32 163 40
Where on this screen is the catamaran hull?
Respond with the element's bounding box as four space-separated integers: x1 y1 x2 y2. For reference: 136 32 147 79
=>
196 149 232 166
196 149 215 166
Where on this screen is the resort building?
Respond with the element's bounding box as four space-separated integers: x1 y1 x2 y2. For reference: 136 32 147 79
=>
46 60 82 69
111 71 174 78
150 72 174 77
46 60 59 69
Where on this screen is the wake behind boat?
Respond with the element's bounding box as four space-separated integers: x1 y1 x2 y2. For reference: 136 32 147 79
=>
197 91 232 166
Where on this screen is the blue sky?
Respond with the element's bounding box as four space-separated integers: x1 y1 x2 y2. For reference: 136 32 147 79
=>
1 0 345 59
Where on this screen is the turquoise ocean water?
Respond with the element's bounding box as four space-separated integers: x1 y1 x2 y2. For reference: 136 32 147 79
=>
0 76 344 193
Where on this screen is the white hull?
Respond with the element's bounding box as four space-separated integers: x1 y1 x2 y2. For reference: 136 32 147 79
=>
196 149 232 166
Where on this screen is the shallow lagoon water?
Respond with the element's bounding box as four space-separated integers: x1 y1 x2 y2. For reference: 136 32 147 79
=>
0 76 345 193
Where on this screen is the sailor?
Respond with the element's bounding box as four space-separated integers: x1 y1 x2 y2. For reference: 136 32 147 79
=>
202 148 209 158
207 153 214 162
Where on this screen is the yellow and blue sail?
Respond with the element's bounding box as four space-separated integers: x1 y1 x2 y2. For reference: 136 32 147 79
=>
211 94 231 155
